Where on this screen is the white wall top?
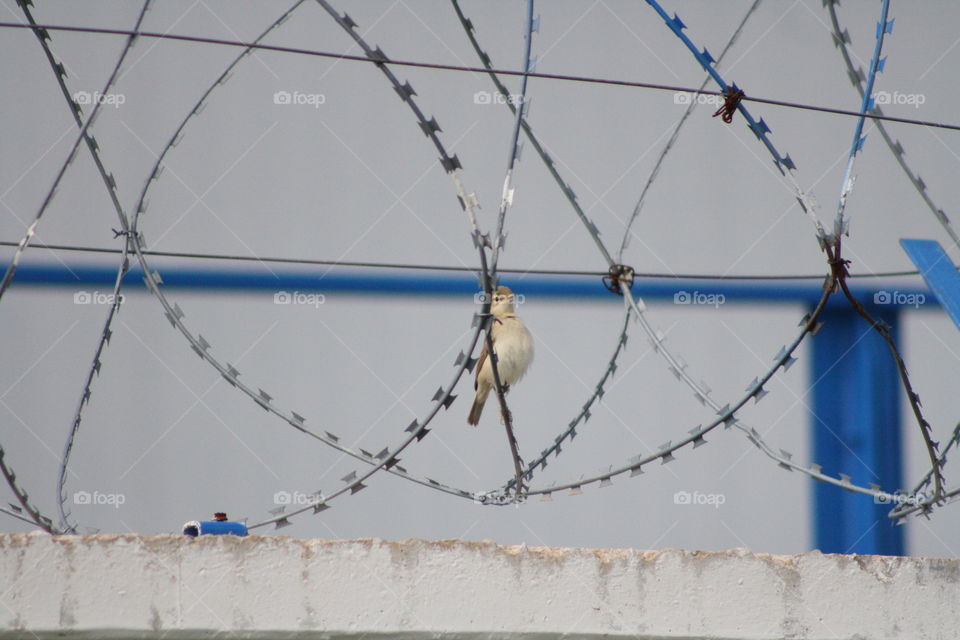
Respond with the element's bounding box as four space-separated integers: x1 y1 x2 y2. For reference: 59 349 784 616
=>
1 532 957 639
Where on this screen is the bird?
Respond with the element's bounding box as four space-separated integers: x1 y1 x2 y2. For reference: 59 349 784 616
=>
468 285 533 426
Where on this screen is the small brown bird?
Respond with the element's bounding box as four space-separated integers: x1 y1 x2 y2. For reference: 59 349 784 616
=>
468 286 534 425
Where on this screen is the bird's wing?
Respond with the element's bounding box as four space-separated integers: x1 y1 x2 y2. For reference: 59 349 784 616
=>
475 317 504 389
475 339 488 391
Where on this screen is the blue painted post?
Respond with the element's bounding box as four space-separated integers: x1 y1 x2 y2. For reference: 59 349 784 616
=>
810 305 904 555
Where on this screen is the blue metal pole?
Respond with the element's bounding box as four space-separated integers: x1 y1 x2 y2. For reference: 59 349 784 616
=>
9 261 933 307
810 305 904 555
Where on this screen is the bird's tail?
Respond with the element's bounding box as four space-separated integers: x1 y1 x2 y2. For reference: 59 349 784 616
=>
467 386 490 426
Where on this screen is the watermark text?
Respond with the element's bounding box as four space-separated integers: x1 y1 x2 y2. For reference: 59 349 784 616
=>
674 490 725 508
273 90 325 108
274 291 325 308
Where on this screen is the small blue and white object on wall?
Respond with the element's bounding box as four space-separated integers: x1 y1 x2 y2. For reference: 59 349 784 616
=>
182 512 248 537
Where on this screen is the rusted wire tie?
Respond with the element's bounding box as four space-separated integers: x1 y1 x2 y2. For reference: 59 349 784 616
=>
713 86 745 124
603 264 635 295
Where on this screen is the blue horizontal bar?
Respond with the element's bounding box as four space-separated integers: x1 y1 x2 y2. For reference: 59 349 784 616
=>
10 261 937 308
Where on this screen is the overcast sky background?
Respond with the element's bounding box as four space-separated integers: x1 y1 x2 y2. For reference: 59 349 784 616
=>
2 0 960 556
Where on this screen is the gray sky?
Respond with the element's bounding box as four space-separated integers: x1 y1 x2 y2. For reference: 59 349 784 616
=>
2 1 960 556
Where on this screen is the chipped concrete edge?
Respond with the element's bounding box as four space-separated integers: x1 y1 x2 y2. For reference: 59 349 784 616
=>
1 532 958 639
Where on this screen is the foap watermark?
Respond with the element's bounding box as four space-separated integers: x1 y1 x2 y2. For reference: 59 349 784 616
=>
874 490 933 506
73 90 125 108
874 90 925 109
73 490 126 508
474 291 526 305
473 90 523 106
273 90 326 108
673 91 723 107
673 490 725 508
274 291 325 308
873 290 925 308
674 290 725 308
472 492 527 506
74 290 124 306
273 490 322 506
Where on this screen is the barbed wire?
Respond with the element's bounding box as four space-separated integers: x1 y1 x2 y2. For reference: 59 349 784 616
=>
487 0 535 281
640 0 950 512
306 0 523 513
461 0 833 500
638 0 951 519
120 0 579 525
484 0 941 511
0 504 46 528
114 0 503 529
0 1 319 535
644 0 828 246
0 20 958 132
134 237 487 529
504 308 631 492
818 1 947 514
824 0 960 253
481 0 538 498
10 0 484 532
450 0 653 498
3 2 956 533
618 0 763 262
0 444 55 533
488 0 834 498
56 251 131 534
451 1 740 499
0 0 154 534
0 1 142 303
320 0 952 514
822 246 950 517
507 279 830 500
450 0 643 496
830 0 891 241
515 1 762 490
891 423 960 519
30 0 156 535
108 0 592 520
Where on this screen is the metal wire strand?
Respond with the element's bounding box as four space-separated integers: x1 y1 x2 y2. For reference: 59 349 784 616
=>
508 1 928 508
456 0 894 504
483 0 538 499
3 3 953 530
825 0 960 253
452 0 641 494
461 0 816 500
830 0 892 242
618 0 763 262
644 0 828 245
890 423 960 519
0 2 140 303
0 240 927 280
829 246 946 507
0 20 958 131
816 0 948 516
0 444 56 533
505 307 632 492
120 0 496 530
45 0 154 535
644 2 925 500
6 0 154 534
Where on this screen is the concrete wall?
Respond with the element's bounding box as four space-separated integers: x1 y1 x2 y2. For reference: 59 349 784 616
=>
2 532 958 639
